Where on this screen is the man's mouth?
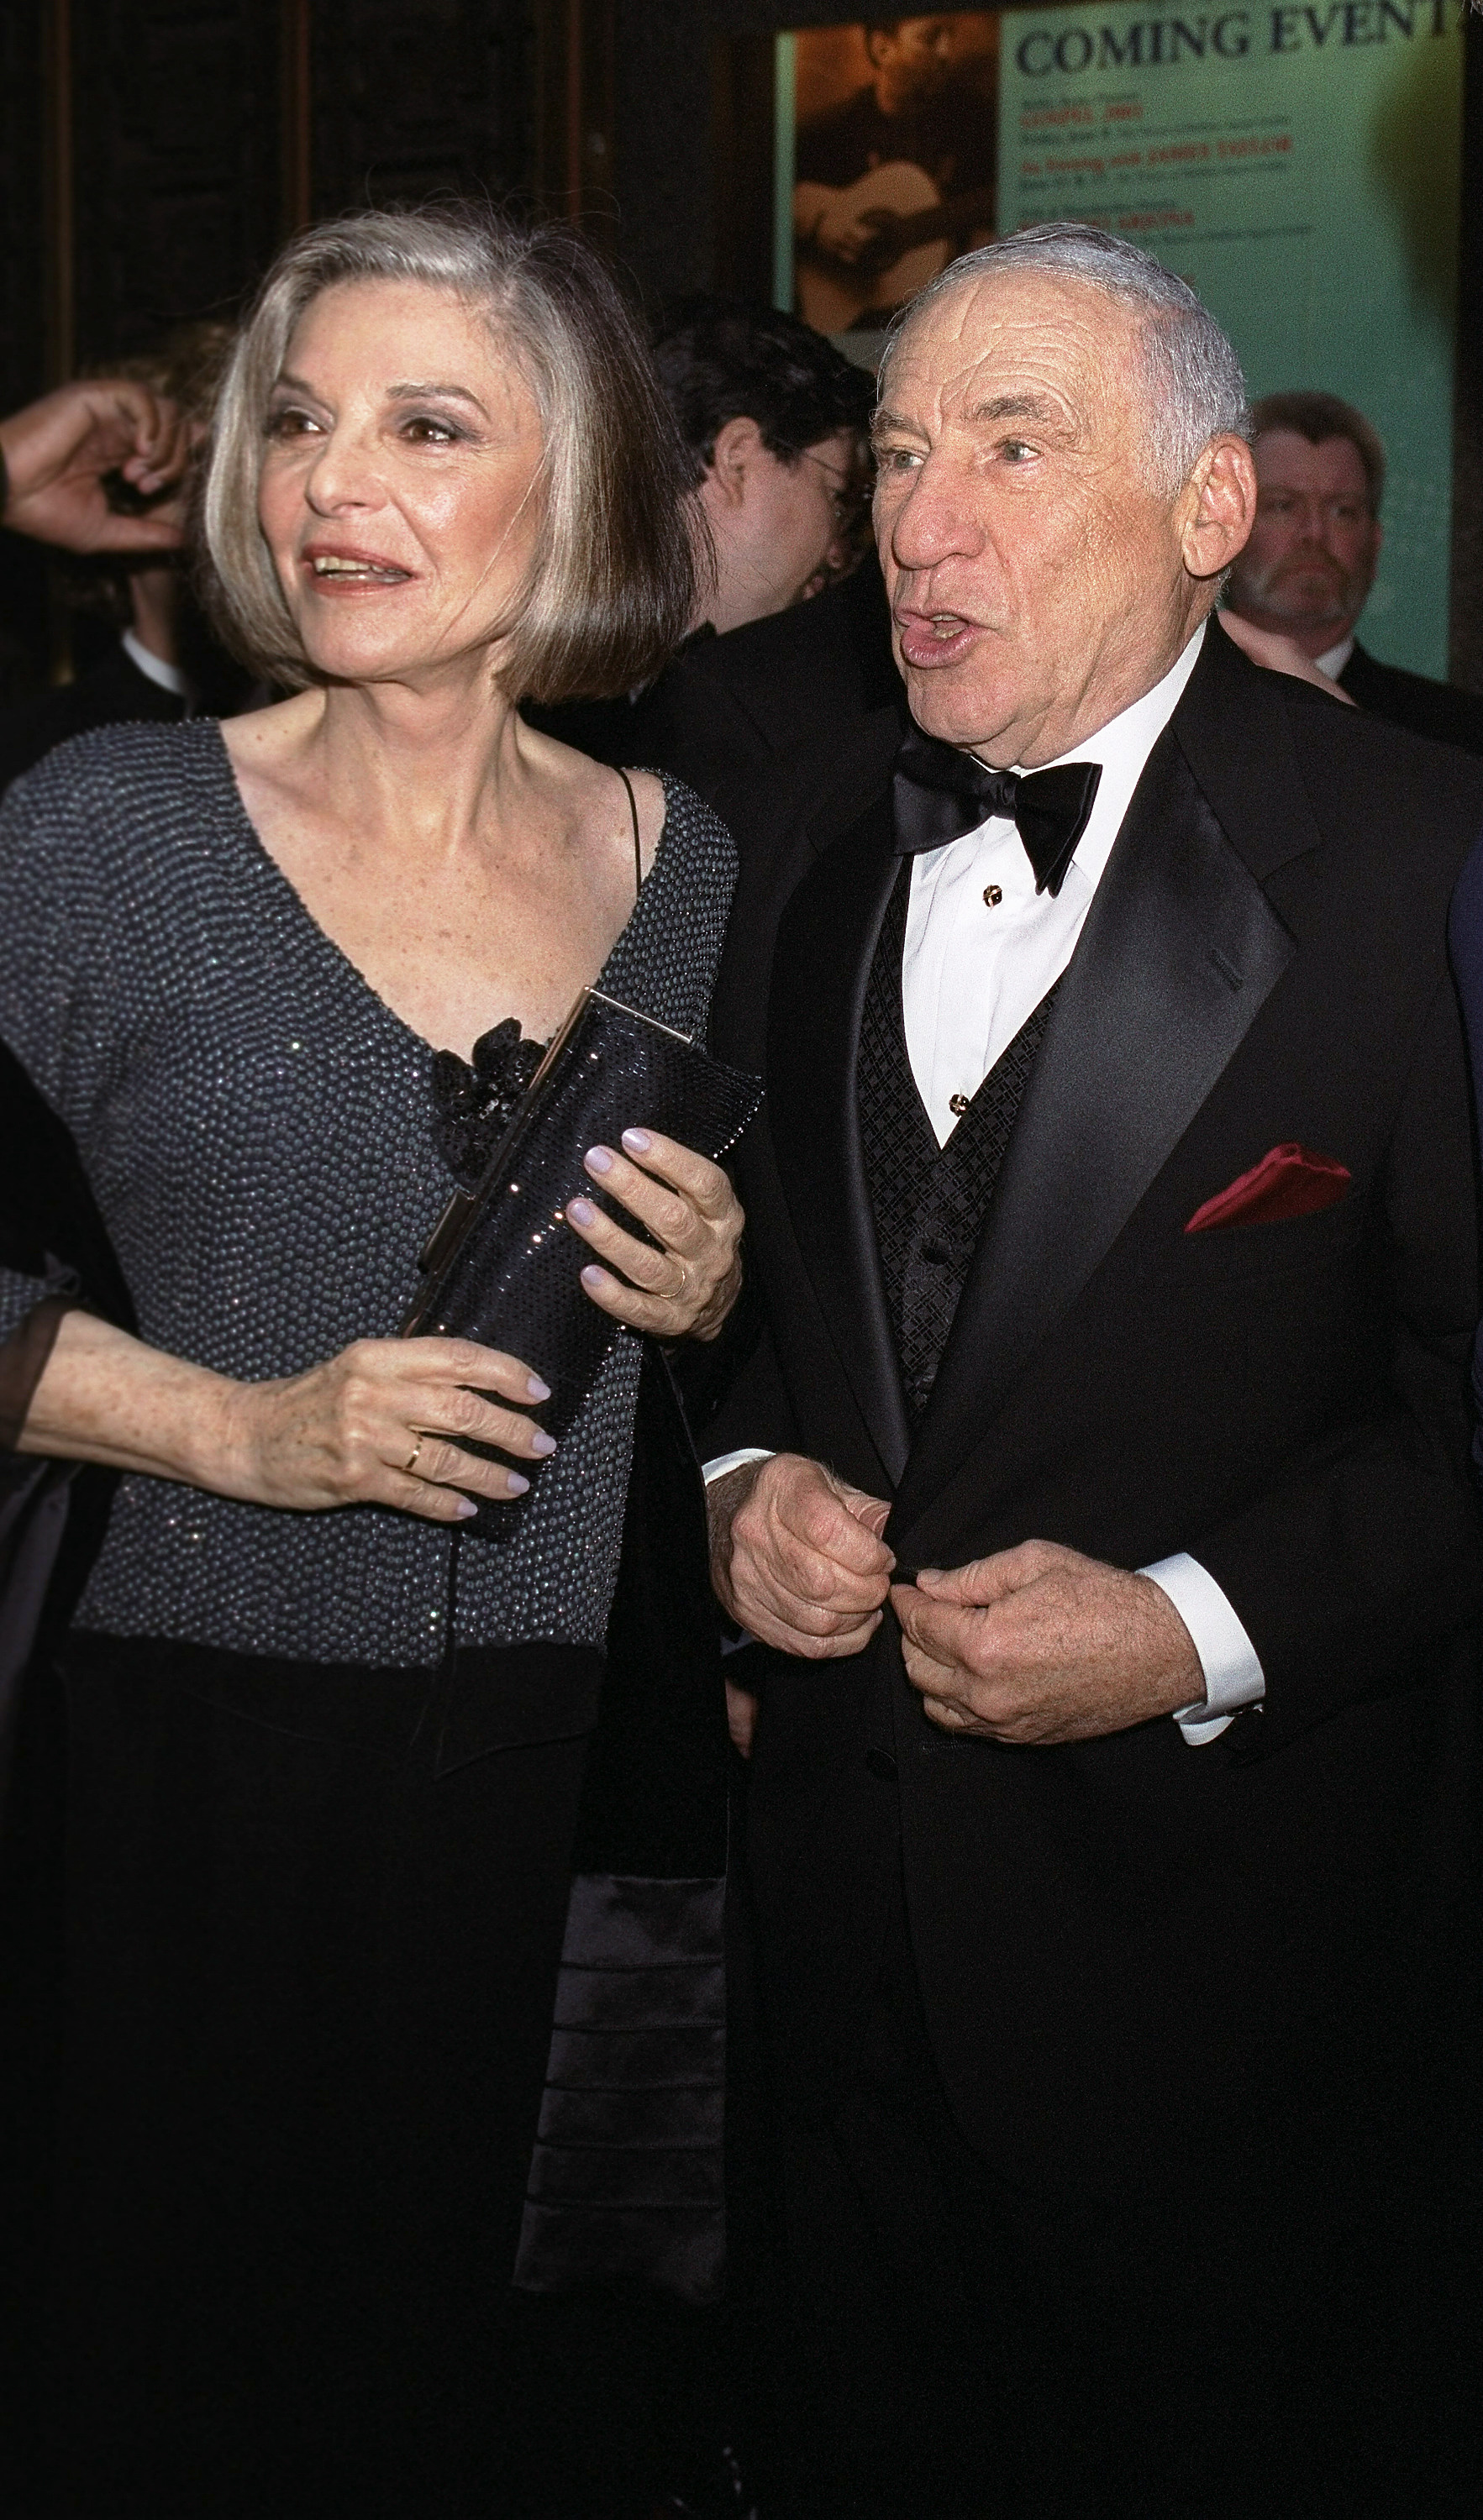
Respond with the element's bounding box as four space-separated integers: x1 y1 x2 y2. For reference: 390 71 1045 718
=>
895 609 981 669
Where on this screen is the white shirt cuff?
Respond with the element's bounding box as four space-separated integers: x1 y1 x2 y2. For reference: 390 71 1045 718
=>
1139 1552 1265 1746
702 1446 775 1487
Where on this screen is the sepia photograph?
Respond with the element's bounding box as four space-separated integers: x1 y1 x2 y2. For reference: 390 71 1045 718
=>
787 13 999 332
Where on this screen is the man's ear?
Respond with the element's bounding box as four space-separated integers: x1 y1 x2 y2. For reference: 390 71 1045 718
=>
1181 434 1258 585
706 415 765 510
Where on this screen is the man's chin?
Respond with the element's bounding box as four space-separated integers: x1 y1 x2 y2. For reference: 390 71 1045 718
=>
903 669 1019 759
1239 577 1353 641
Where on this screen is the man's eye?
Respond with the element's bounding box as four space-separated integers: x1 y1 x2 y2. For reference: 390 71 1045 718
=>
1000 438 1034 464
876 447 921 474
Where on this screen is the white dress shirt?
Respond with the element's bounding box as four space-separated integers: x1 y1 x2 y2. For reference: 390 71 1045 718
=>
708 620 1266 1742
902 626 1205 1142
1316 633 1355 680
122 629 193 706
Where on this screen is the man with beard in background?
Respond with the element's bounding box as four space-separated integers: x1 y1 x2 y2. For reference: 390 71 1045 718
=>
1224 388 1483 754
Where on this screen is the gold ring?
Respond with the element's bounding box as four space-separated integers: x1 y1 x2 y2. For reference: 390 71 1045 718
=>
404 1434 424 1476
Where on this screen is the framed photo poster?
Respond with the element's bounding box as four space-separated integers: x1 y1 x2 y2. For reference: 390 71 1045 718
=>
770 7 1470 679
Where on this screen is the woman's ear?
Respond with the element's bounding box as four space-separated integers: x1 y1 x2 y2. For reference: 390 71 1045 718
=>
1181 433 1258 585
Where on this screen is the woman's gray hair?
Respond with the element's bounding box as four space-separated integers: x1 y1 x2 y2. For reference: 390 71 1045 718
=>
204 205 697 700
881 223 1249 495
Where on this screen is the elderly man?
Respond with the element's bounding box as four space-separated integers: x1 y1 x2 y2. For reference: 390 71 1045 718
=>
1225 387 1483 755
705 228 1483 2517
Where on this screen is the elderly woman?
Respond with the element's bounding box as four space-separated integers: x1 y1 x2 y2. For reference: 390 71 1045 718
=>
0 209 743 2517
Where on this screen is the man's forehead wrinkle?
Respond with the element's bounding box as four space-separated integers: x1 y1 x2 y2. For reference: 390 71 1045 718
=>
898 270 1146 428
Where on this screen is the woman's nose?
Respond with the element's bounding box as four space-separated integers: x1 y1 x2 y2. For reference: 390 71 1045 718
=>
302 429 381 513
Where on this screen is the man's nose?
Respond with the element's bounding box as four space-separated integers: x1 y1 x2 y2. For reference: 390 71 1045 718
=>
886 465 980 571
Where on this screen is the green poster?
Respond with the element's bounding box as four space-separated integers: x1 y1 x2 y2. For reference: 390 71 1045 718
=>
997 0 1465 675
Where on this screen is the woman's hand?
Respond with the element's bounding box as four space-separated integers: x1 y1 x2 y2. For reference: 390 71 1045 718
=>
224 1335 553 1522
564 1127 744 1342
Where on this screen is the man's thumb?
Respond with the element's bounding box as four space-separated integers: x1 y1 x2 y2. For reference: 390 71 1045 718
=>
839 1484 892 1542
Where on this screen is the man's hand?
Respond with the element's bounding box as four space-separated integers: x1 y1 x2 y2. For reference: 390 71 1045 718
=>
892 1539 1202 1746
708 1452 894 1659
0 380 194 554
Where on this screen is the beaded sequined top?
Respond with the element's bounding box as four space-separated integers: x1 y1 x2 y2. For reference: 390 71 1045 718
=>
0 722 735 1663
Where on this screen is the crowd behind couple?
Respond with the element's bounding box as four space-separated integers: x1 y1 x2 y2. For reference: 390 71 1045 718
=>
3 203 1483 2520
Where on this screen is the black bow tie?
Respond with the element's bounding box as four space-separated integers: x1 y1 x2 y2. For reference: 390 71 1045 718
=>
892 726 1102 898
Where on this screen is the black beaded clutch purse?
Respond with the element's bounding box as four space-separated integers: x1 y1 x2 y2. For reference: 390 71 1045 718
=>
402 987 762 1539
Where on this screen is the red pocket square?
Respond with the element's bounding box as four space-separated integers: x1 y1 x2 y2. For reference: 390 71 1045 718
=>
1185 1143 1352 1234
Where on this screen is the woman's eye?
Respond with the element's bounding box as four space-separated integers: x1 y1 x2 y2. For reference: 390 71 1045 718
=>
266 407 320 440
401 416 460 444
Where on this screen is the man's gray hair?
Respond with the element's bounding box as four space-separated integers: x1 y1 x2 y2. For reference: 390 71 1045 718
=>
881 223 1249 495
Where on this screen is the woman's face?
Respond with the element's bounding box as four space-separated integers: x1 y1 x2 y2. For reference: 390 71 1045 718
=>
259 277 545 687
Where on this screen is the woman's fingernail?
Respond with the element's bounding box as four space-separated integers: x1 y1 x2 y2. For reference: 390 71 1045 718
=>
455 1498 478 1518
530 1431 557 1457
585 1145 614 1174
506 1471 530 1496
526 1373 551 1401
581 1264 607 1290
621 1128 652 1154
566 1197 595 1226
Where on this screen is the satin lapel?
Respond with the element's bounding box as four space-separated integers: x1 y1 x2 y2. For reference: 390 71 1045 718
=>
890 725 1296 1543
766 793 912 1488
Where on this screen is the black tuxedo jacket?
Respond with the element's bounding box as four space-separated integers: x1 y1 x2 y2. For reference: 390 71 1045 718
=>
1338 636 1483 758
0 644 183 798
628 560 907 801
708 622 1483 2202
525 561 908 802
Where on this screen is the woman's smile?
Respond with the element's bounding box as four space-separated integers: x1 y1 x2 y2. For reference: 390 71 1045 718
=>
301 538 415 589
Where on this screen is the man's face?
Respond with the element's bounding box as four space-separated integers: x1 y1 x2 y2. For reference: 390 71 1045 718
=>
872 270 1227 766
869 17 956 110
1224 429 1380 655
700 423 858 633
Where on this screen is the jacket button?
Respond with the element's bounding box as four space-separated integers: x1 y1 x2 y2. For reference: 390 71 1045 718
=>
865 1747 898 1782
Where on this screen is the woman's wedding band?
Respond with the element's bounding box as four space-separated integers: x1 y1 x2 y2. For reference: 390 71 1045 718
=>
404 1434 424 1475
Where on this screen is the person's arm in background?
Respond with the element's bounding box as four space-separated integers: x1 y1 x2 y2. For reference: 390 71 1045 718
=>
1217 608 1354 702
0 380 192 555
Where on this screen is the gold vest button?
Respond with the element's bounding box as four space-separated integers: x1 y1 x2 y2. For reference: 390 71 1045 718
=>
983 884 1003 907
949 1092 970 1117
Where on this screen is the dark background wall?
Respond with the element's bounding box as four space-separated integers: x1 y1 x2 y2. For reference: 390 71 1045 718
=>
2 0 1480 689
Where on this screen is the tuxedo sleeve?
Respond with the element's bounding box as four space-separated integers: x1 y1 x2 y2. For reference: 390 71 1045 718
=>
1191 968 1483 1755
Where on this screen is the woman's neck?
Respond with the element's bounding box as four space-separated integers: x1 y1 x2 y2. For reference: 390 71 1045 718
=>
265 666 543 869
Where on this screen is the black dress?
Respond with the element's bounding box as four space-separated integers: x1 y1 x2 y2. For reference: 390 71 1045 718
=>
0 724 738 2517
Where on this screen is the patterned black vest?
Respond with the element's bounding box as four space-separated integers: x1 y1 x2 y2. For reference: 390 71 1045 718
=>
859 863 1059 1423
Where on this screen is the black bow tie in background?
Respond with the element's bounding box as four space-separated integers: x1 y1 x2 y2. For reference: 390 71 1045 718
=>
892 725 1103 898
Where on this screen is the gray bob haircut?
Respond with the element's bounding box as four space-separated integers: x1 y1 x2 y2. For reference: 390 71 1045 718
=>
881 223 1249 494
204 205 698 701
